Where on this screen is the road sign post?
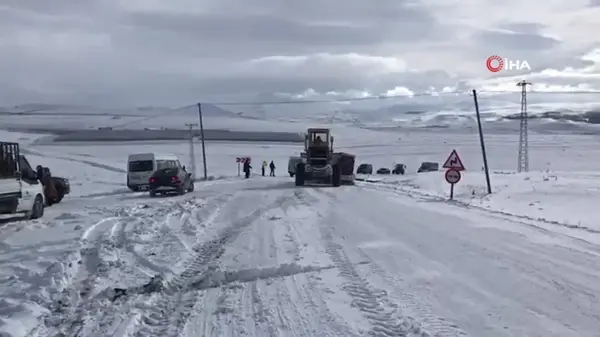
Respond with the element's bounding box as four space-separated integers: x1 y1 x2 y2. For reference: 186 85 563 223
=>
442 149 465 171
443 150 465 200
445 169 461 199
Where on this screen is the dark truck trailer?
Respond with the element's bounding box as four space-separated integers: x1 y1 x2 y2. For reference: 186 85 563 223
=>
333 152 356 185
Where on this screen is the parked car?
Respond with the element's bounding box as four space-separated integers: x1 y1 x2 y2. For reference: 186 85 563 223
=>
392 164 406 175
417 162 439 173
148 166 194 197
376 167 391 174
127 153 182 192
357 163 373 174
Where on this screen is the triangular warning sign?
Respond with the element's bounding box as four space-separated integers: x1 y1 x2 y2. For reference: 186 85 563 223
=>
442 149 465 170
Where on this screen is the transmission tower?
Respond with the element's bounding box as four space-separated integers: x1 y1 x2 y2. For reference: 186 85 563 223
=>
185 123 198 179
516 80 531 172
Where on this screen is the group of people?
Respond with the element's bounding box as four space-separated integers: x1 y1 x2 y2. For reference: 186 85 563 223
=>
242 160 276 179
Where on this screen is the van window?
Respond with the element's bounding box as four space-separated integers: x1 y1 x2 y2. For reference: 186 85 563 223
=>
156 160 170 170
129 160 154 172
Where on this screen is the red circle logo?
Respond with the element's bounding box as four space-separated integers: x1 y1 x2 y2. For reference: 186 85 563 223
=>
486 55 503 72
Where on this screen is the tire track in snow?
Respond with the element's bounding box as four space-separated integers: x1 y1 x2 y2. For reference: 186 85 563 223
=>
320 225 428 337
133 194 295 337
102 195 235 337
36 201 197 337
355 249 468 337
299 188 430 337
312 187 470 336
183 194 355 337
38 216 121 337
277 197 358 337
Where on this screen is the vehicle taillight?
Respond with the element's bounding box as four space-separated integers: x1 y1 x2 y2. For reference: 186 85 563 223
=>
171 176 179 182
149 177 156 183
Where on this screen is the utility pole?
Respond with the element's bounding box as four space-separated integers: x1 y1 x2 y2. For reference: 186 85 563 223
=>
184 123 197 180
197 103 208 180
517 80 531 172
472 90 492 193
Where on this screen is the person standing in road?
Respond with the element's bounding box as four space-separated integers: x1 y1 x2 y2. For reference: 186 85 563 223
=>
243 159 252 179
261 160 267 176
269 160 276 176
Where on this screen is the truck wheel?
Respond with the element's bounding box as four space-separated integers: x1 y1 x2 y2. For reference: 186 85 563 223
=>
332 164 341 187
295 163 305 186
149 190 157 197
289 172 294 177
27 195 44 220
187 181 195 192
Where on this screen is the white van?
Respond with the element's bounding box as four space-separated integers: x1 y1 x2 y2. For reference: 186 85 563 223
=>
127 153 182 191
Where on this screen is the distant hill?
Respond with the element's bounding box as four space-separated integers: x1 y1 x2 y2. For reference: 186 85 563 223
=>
170 104 240 118
0 103 242 118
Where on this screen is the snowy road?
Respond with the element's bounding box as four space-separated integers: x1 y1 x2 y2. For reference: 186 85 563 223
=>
8 177 600 337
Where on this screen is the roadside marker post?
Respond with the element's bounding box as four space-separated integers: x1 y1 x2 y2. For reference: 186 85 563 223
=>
443 150 465 200
236 157 251 176
236 157 243 176
445 169 461 199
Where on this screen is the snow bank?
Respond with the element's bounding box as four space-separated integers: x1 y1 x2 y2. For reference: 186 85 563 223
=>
0 218 87 337
364 170 600 232
20 149 126 198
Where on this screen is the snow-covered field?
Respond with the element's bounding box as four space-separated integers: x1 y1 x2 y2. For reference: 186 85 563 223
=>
2 126 600 337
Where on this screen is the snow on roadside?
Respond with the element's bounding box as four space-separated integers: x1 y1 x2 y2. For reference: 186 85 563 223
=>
0 130 49 145
0 193 232 337
360 170 600 232
22 151 125 198
0 208 102 337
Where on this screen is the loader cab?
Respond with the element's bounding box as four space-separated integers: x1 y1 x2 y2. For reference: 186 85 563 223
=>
304 129 333 167
306 130 332 147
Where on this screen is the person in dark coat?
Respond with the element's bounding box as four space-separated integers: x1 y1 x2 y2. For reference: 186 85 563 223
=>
243 160 252 179
269 161 276 176
36 165 44 181
39 166 58 202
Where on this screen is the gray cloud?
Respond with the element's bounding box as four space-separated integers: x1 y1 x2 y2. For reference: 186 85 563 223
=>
498 22 545 34
476 30 560 51
0 1 598 107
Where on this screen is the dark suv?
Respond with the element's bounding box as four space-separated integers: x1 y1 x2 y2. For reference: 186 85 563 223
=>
148 167 194 197
417 162 439 173
356 163 373 174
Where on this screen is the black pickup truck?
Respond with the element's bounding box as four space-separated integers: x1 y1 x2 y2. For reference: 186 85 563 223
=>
19 155 70 205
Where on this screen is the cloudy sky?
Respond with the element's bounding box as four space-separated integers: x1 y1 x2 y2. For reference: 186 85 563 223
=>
1 0 600 107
